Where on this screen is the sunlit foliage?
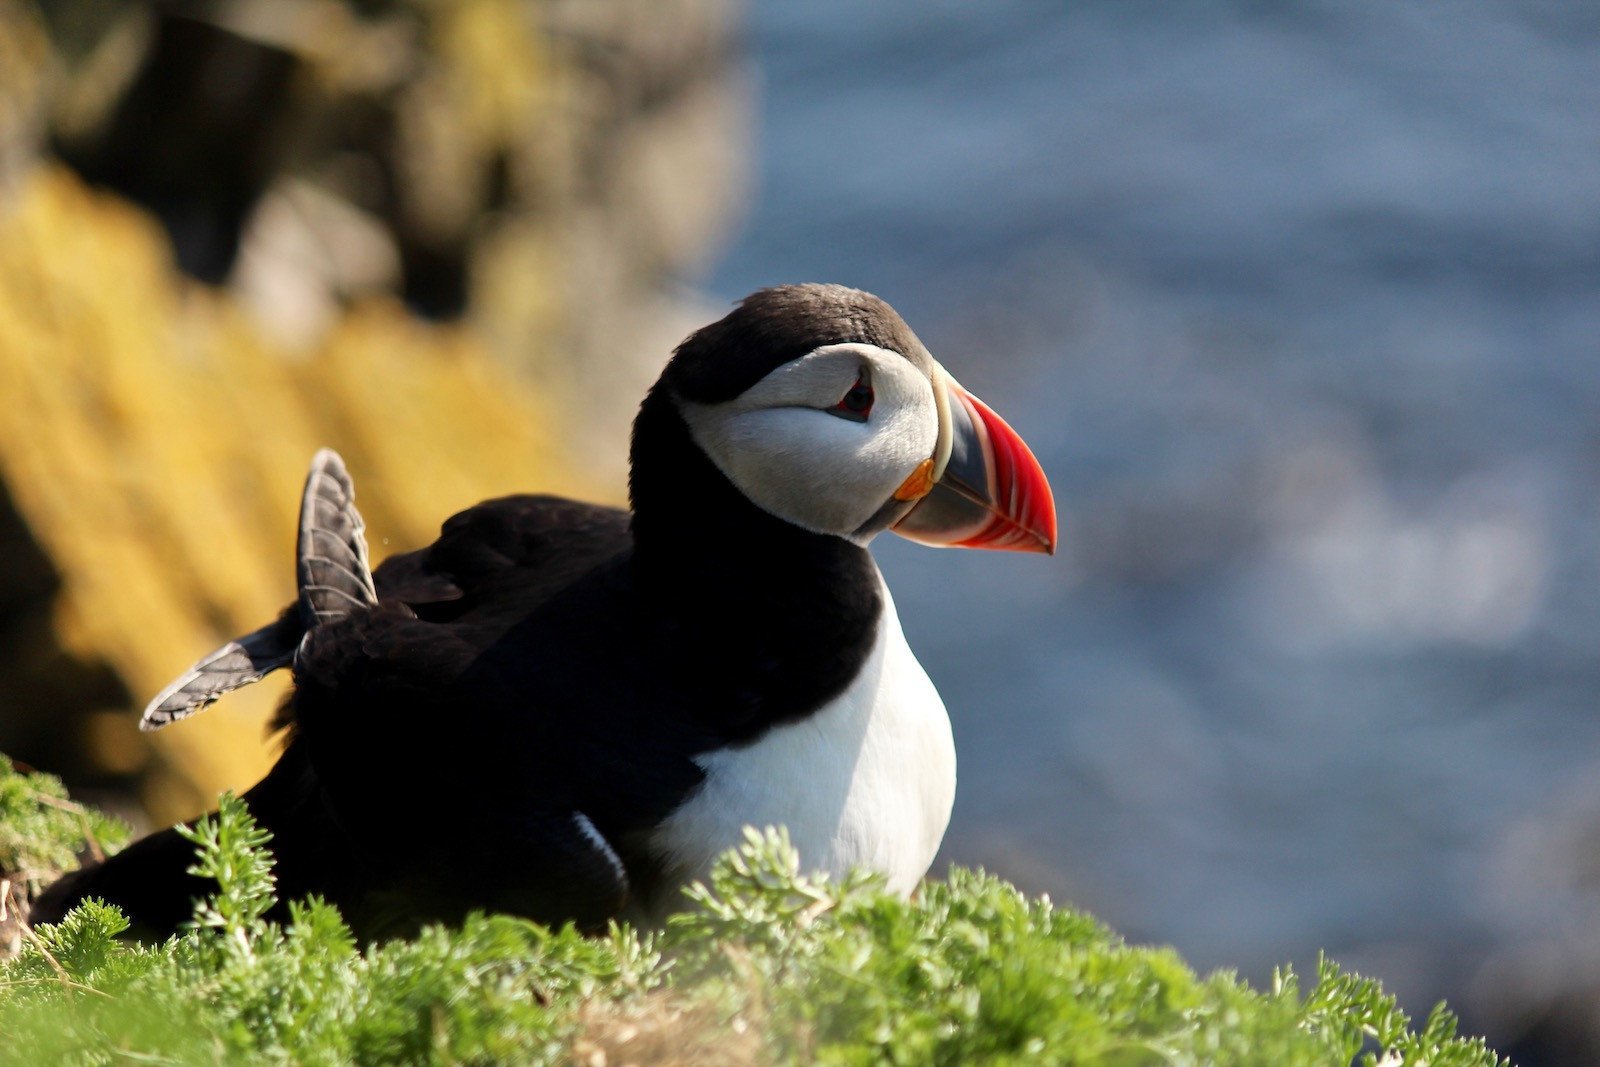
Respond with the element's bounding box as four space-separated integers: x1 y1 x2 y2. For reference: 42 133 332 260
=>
0 757 1504 1065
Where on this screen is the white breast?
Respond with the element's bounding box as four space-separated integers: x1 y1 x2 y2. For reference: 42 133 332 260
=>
651 573 956 899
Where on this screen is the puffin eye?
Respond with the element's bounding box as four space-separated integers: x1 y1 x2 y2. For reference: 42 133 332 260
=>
830 372 874 423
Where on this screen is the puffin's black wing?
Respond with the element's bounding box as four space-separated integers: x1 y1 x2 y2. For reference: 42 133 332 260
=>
46 490 649 939
279 495 655 932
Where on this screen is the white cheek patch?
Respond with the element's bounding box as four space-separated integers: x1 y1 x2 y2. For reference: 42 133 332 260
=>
716 409 879 533
680 344 938 539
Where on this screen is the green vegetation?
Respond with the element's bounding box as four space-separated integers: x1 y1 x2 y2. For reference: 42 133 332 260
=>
0 756 1505 1065
0 755 130 892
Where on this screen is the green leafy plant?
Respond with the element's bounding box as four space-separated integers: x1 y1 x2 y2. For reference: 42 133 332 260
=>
0 756 1508 1065
0 754 129 895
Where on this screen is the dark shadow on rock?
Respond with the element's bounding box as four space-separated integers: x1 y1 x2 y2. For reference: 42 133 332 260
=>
0 483 133 786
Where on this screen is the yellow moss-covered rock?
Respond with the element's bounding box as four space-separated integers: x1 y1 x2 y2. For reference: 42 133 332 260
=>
0 166 595 823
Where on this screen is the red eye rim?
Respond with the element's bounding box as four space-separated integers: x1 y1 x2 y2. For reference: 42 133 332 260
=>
830 372 874 422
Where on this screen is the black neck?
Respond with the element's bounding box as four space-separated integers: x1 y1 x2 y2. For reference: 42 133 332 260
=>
628 384 882 740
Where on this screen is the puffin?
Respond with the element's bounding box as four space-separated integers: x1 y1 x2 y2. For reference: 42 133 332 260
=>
33 284 1056 941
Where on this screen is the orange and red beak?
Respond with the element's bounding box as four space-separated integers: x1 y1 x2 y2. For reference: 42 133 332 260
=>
892 372 1057 554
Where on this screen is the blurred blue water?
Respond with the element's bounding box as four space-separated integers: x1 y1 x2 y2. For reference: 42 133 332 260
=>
710 0 1600 1032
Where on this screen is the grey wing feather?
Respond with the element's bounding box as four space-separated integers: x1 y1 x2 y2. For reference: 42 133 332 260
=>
139 449 377 731
297 448 378 625
571 811 630 905
139 615 301 731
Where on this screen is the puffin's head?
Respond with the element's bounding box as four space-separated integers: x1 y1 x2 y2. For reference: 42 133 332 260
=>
652 284 1056 553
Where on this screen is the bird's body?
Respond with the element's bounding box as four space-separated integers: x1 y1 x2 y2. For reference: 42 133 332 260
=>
655 574 955 904
33 285 1052 940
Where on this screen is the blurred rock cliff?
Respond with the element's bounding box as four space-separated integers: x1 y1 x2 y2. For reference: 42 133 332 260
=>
0 0 744 823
